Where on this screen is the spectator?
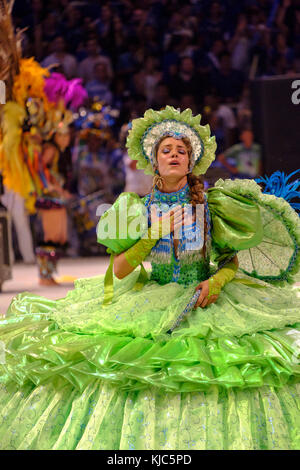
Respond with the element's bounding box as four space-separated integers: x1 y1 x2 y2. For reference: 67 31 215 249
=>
218 129 262 178
163 12 185 51
78 38 113 84
203 93 237 148
116 37 139 79
42 35 77 79
106 136 125 198
123 153 153 197
236 85 252 130
42 13 62 46
270 33 294 69
130 56 162 106
17 0 297 199
85 62 113 104
61 5 83 50
180 94 199 115
229 14 251 74
150 82 176 110
211 51 245 101
203 1 227 43
167 56 205 106
120 123 153 197
75 129 111 198
96 4 114 49
107 15 129 64
206 39 224 71
142 25 161 57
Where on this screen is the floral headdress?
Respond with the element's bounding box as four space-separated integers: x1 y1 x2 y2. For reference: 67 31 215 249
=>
126 106 217 176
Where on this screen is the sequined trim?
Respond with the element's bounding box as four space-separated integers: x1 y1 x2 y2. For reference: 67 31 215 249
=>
141 120 204 171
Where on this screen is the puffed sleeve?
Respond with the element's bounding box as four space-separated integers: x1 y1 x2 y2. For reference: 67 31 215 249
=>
96 192 148 254
207 187 263 262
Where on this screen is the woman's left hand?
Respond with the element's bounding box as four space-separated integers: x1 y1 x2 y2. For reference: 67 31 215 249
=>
194 280 219 308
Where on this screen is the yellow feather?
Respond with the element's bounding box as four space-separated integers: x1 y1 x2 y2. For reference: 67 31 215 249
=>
13 58 50 110
0 101 32 199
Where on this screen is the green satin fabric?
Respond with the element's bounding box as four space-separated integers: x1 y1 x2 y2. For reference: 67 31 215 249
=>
207 187 263 253
1 272 300 449
97 192 147 255
1 313 299 392
133 263 149 291
103 254 115 305
0 378 299 450
1 184 300 449
2 272 300 393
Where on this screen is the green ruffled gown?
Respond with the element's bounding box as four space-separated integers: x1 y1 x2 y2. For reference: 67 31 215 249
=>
0 179 300 450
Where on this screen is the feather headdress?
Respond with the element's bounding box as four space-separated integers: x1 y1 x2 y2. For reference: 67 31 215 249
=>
256 170 300 213
44 73 88 111
0 0 22 101
13 58 50 109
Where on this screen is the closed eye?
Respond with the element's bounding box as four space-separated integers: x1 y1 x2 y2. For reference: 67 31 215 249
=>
162 147 186 154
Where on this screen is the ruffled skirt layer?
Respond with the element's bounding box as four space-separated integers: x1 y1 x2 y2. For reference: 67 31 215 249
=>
1 270 300 449
0 379 299 450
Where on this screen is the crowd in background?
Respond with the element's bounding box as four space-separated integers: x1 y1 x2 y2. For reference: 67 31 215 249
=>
13 0 300 153
8 0 300 257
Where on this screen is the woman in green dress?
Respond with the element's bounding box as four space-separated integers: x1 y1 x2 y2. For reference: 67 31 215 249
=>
0 106 299 450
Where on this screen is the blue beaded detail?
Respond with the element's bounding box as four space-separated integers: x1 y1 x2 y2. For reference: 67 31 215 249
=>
171 256 181 282
152 183 190 206
144 185 207 281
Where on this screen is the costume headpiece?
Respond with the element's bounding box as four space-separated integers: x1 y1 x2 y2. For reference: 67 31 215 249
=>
73 102 119 140
126 106 217 176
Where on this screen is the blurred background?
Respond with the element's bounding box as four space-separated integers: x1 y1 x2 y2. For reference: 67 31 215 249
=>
0 0 300 308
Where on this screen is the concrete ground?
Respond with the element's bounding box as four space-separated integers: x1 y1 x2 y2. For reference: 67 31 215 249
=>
0 257 111 314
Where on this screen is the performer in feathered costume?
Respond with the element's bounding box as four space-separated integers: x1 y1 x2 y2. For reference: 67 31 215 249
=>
34 74 87 285
0 0 50 263
0 106 299 450
0 1 87 281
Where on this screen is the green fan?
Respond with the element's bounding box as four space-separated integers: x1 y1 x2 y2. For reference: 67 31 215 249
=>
214 178 300 285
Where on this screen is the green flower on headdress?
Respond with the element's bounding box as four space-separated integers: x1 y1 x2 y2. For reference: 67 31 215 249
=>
126 105 217 176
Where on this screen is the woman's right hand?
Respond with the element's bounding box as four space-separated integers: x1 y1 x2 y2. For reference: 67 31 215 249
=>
149 205 183 239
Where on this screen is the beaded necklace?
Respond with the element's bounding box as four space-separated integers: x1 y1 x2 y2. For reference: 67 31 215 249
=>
151 183 190 206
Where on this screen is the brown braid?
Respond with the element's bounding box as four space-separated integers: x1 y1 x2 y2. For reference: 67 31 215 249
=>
187 173 205 206
187 173 208 259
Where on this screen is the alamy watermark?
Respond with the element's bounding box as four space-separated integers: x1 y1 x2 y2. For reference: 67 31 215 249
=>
96 199 204 248
291 80 300 105
0 80 6 105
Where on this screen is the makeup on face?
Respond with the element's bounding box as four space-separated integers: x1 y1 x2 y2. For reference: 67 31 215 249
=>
162 144 187 165
157 137 189 175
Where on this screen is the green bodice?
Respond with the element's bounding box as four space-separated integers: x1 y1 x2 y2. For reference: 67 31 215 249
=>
97 180 264 303
150 257 210 286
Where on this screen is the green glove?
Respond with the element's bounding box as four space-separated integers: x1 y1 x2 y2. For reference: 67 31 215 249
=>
124 205 183 268
208 261 238 298
103 205 182 306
